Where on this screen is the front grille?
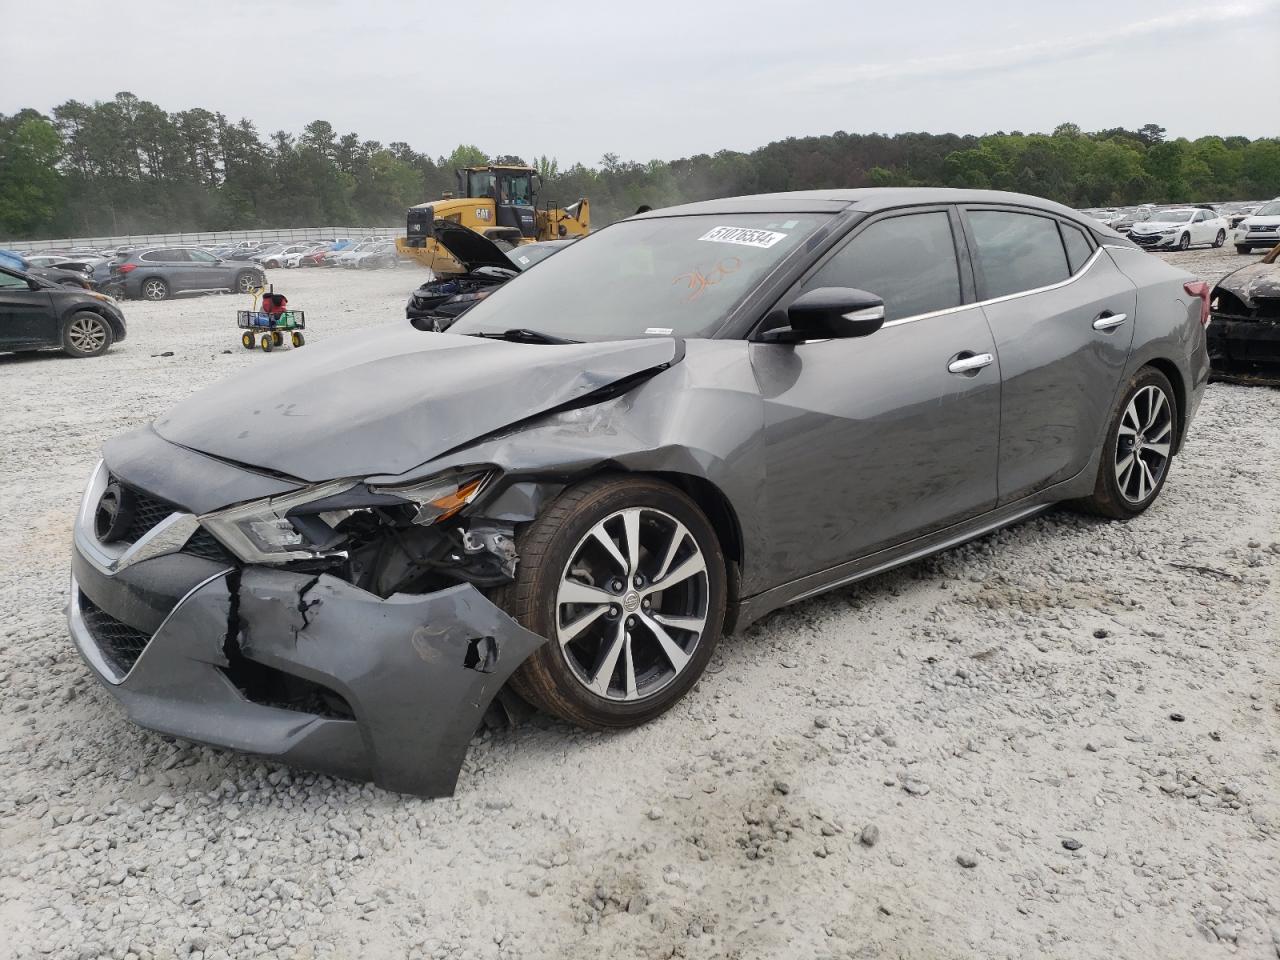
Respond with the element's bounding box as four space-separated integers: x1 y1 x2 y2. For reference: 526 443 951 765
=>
113 476 180 543
79 592 153 676
183 528 237 564
1247 227 1278 235
1130 233 1163 246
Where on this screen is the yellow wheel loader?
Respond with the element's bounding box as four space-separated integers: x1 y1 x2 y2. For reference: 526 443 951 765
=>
396 164 589 274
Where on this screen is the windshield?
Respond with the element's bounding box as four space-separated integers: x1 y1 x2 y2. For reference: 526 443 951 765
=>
1255 201 1280 217
451 213 831 341
1157 210 1195 223
508 240 572 269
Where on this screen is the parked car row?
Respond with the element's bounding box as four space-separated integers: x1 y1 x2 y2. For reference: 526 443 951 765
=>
1081 199 1278 254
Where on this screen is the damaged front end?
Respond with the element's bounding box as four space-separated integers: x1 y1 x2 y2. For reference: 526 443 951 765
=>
1208 248 1280 384
68 458 550 798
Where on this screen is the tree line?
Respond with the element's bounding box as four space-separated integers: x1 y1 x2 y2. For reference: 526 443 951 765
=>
2 93 1278 242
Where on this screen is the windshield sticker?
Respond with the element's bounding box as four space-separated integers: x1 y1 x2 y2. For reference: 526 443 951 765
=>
645 327 673 335
516 255 530 264
673 257 741 302
698 226 788 248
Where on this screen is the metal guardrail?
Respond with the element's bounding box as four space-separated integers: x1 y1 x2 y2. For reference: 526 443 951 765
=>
4 226 402 253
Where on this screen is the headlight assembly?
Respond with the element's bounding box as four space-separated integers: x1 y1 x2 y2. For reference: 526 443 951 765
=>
200 471 494 564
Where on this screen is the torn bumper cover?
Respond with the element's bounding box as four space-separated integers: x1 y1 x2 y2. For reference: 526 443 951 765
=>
68 559 547 797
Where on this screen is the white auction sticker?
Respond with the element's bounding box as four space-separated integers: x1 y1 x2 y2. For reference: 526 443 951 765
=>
698 225 788 248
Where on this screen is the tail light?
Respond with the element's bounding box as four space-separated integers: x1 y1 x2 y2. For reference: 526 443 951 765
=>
116 263 136 274
1183 280 1210 327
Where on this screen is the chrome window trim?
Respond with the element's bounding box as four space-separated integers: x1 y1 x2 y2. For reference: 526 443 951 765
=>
74 459 202 576
880 246 1105 329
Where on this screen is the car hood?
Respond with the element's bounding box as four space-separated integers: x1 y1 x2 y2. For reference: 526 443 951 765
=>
1214 260 1280 306
432 220 517 271
152 327 681 483
1132 219 1192 231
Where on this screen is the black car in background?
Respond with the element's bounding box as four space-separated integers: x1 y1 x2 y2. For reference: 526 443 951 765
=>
406 225 575 331
0 265 127 357
108 247 264 301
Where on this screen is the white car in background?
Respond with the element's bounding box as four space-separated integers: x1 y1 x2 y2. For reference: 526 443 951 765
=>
260 244 320 269
1128 207 1229 251
1232 199 1280 254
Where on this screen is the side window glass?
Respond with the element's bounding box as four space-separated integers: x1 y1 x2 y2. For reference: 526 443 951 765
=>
1059 222 1093 275
968 211 1070 298
0 271 29 289
804 212 962 322
188 250 216 263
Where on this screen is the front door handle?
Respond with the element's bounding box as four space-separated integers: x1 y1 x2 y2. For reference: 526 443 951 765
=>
1092 312 1128 331
947 352 995 375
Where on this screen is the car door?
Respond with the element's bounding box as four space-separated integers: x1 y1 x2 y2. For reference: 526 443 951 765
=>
186 248 228 289
750 206 1002 579
0 269 58 347
960 207 1136 504
140 248 189 292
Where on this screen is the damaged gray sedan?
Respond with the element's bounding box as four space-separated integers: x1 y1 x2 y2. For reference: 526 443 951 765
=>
69 189 1209 797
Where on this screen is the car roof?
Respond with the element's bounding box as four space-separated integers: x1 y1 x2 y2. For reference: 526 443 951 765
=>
631 187 1090 220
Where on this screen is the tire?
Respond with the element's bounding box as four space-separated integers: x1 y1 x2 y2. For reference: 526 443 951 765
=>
236 271 257 294
241 331 255 350
265 259 280 269
497 475 727 729
1177 233 1190 251
271 330 283 346
260 334 273 352
291 331 305 348
141 277 169 301
1213 229 1226 248
1075 367 1178 520
62 311 114 358
1236 246 1251 255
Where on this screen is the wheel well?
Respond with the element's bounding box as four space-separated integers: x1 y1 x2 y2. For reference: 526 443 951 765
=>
649 471 744 630
1142 358 1187 454
65 304 124 338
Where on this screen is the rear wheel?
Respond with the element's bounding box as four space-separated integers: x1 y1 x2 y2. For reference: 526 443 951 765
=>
62 312 113 358
260 334 273 352
291 331 305 347
271 330 283 346
241 331 255 350
141 277 169 301
236 272 257 294
1177 233 1191 251
1213 229 1226 248
499 476 727 729
1076 367 1177 519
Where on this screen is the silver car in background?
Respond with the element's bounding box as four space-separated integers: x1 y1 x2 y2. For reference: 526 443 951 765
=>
68 188 1209 796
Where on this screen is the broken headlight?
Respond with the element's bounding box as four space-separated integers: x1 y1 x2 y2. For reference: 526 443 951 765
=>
200 472 493 565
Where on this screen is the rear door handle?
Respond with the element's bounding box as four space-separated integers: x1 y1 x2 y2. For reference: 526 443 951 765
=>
947 352 995 375
1093 312 1127 331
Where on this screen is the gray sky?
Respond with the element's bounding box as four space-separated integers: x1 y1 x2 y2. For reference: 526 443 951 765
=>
3 0 1277 164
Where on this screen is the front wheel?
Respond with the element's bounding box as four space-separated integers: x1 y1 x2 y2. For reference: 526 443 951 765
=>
62 312 114 357
1178 233 1191 251
1075 367 1178 519
241 331 255 350
500 476 727 729
1213 229 1226 248
1236 245 1252 255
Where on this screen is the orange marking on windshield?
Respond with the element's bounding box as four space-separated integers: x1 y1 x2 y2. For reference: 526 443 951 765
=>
672 257 742 302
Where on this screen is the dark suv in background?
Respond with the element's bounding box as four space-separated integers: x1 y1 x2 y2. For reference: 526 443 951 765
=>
108 247 264 301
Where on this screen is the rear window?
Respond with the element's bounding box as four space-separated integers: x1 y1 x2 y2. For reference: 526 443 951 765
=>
968 211 1070 299
1059 222 1094 275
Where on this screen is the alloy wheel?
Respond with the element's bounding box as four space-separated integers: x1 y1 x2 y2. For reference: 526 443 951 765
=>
555 507 709 702
1114 384 1173 503
143 279 166 300
67 315 107 353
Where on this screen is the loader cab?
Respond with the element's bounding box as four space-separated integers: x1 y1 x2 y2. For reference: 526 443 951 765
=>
461 165 539 239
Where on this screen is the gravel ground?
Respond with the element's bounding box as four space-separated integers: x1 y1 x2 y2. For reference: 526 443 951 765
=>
1 249 1277 960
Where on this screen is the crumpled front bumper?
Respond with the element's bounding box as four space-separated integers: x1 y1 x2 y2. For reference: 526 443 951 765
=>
68 558 547 798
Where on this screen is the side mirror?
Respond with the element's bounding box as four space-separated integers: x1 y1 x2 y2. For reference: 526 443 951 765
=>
27 279 41 291
760 287 886 343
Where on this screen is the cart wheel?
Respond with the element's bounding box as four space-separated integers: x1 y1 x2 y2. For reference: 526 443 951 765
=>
241 332 255 350
260 334 274 352
271 330 284 347
291 331 305 348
